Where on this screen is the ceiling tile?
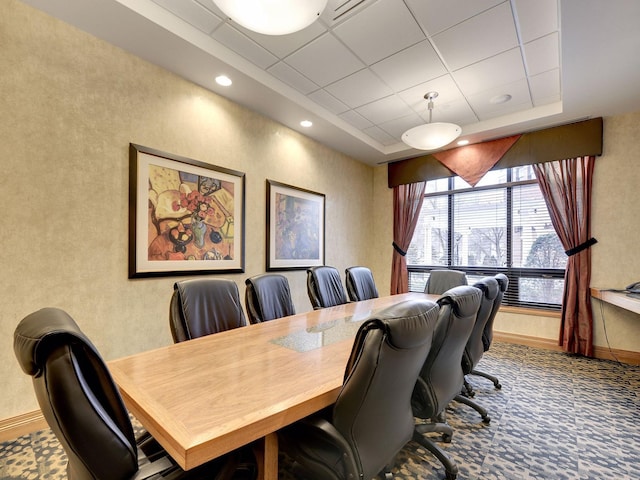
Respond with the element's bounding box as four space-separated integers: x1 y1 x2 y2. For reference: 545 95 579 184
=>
524 32 559 76
325 69 394 108
339 110 374 130
453 48 526 96
211 24 278 69
241 22 327 59
267 62 319 94
421 98 479 125
332 0 425 64
355 95 414 125
406 0 504 36
308 89 350 115
378 113 425 139
514 0 558 43
529 69 561 106
363 125 397 146
398 74 464 111
370 40 447 92
431 2 518 71
285 33 364 87
153 0 222 34
466 78 532 118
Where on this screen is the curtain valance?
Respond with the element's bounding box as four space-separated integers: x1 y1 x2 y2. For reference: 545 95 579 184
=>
388 118 603 188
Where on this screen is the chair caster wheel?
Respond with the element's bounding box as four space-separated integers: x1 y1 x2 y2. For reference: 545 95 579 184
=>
445 472 457 480
442 434 452 443
482 416 491 424
495 383 502 389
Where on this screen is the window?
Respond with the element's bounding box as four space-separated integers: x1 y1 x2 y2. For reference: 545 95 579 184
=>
406 166 566 310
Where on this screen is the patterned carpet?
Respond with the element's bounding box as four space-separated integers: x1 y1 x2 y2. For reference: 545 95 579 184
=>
1 342 639 479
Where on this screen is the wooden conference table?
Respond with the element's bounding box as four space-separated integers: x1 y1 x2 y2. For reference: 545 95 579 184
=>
108 292 437 480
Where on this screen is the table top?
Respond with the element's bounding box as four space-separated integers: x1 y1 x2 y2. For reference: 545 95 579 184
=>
590 287 640 315
108 292 434 470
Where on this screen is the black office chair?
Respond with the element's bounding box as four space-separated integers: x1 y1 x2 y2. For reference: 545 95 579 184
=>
411 285 482 480
345 266 379 301
279 299 440 480
244 273 295 324
455 277 500 415
424 269 468 294
306 265 349 309
170 278 247 342
13 307 256 480
472 273 509 389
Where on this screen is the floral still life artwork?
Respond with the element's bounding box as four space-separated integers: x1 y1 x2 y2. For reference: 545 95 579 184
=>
147 166 235 261
129 144 244 277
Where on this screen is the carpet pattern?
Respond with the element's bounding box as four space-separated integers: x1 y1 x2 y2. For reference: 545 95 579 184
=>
1 342 639 479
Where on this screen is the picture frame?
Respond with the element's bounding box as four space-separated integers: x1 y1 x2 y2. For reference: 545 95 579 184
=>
266 180 325 271
129 143 245 278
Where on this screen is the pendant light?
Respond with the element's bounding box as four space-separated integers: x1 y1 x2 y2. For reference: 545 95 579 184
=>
402 92 462 150
213 0 328 36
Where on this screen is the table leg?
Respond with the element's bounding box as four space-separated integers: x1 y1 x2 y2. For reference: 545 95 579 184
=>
254 433 278 480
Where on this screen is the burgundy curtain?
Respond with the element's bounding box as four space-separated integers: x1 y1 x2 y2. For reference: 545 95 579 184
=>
533 156 596 356
390 182 426 294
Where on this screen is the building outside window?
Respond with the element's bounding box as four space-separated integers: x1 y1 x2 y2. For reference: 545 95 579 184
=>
406 166 566 310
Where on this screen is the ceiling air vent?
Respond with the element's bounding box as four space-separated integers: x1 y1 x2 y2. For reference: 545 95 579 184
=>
329 0 370 24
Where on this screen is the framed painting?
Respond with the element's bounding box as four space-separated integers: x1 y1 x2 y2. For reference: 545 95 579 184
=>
129 143 245 278
266 180 325 271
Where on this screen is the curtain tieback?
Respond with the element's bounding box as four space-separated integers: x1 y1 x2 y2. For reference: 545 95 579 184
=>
392 242 407 257
565 237 597 257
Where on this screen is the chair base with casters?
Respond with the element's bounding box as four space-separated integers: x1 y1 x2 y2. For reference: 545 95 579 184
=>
453 394 491 424
411 431 458 480
471 368 502 389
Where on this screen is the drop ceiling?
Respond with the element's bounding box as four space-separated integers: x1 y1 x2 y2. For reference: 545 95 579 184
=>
19 0 640 165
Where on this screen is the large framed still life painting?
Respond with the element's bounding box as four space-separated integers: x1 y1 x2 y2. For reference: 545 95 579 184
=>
129 144 245 278
266 180 325 271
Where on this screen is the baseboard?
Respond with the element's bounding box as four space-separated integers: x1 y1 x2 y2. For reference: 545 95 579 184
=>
494 331 640 365
0 410 47 443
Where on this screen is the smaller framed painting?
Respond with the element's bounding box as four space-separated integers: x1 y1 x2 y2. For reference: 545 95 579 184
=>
129 143 245 278
266 180 325 271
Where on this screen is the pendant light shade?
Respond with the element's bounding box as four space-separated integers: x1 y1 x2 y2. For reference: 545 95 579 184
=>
213 0 328 35
402 92 462 150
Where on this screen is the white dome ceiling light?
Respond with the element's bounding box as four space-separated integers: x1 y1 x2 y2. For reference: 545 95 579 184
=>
213 0 328 36
402 92 462 151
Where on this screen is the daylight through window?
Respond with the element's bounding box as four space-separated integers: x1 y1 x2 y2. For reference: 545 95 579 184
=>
406 166 566 310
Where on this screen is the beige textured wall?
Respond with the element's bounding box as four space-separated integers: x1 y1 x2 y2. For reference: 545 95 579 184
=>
0 0 373 420
590 112 640 351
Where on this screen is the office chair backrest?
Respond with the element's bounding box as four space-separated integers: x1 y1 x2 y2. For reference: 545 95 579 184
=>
14 308 139 480
345 266 379 301
244 273 295 324
412 285 481 419
424 269 468 294
482 273 509 351
462 277 499 374
333 299 439 479
306 266 348 309
170 278 247 342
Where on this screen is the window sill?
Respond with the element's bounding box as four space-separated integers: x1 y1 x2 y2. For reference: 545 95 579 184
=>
499 306 561 318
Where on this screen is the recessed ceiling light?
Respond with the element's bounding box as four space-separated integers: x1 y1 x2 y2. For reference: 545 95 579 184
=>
457 139 469 146
215 75 232 87
300 120 313 128
490 94 512 104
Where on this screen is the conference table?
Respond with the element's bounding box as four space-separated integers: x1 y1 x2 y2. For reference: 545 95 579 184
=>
108 292 437 480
